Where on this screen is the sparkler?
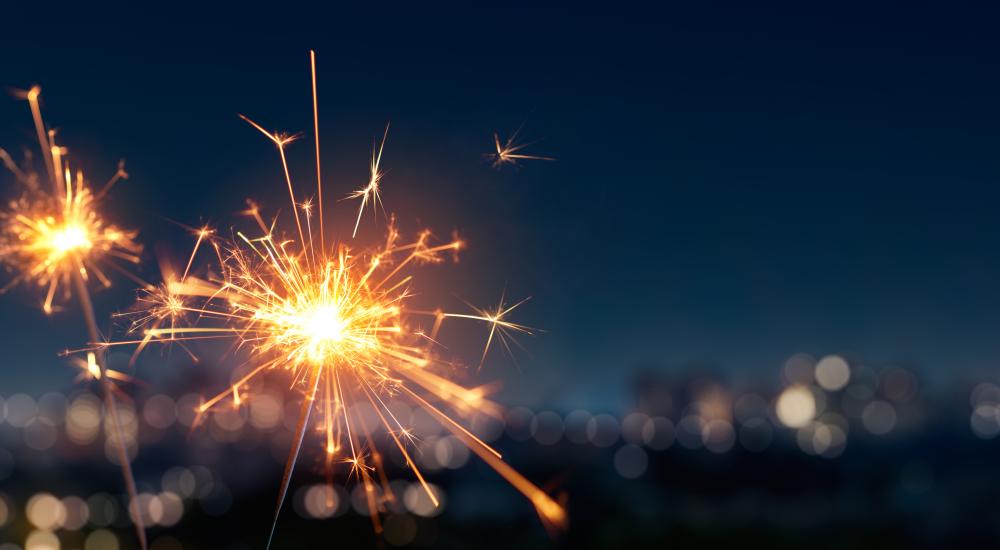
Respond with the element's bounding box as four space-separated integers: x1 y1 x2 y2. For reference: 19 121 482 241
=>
487 124 554 169
113 51 566 545
346 122 389 238
0 87 148 549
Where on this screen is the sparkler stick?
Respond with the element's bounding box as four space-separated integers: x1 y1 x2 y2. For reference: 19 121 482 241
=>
0 88 147 550
267 367 321 548
113 51 566 545
71 264 147 550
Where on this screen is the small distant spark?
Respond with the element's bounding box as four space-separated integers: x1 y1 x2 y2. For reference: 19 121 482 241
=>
487 124 554 169
346 122 390 237
445 293 533 369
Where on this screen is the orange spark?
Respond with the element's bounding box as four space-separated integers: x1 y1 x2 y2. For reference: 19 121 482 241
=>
346 122 390 238
487 124 554 169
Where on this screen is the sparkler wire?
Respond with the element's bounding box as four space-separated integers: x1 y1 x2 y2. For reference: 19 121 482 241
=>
71 265 148 550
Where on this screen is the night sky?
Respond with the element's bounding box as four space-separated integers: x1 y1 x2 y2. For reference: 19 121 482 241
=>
3 3 1000 410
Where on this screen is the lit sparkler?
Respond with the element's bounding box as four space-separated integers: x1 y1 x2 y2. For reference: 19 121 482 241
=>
0 87 148 549
114 52 566 545
487 124 554 169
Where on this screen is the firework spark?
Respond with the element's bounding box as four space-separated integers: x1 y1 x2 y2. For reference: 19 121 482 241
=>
0 87 148 550
346 122 390 238
446 293 533 370
112 52 566 545
487 124 554 169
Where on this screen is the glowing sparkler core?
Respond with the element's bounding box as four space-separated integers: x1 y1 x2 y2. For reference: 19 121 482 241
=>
241 251 390 368
303 305 347 343
50 224 91 253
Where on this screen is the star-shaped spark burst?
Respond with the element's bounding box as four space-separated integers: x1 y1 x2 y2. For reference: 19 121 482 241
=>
487 124 554 169
446 293 534 370
346 122 390 237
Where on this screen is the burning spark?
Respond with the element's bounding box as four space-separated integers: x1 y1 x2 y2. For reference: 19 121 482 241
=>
487 124 554 169
0 87 148 549
346 123 390 238
446 293 533 370
116 52 566 545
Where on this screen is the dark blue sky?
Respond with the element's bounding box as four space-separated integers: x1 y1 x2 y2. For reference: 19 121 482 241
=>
3 3 1000 409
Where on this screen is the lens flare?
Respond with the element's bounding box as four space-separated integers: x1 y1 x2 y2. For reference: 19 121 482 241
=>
111 52 566 545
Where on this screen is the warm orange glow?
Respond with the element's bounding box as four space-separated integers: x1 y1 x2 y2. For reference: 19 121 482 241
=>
50 224 92 254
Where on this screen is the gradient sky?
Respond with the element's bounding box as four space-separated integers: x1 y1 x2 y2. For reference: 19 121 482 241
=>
3 4 1000 410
